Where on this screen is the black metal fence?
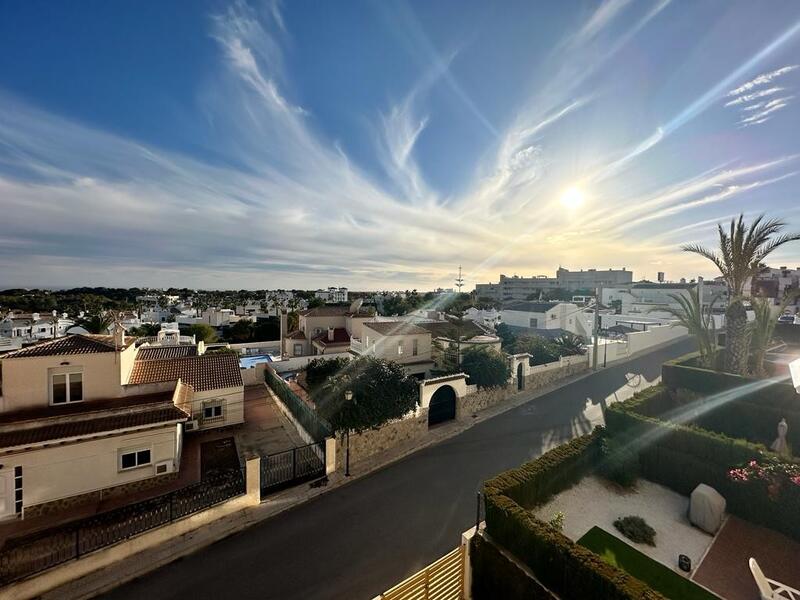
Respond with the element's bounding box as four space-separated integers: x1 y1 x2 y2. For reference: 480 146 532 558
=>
260 442 326 494
264 367 332 442
0 469 245 586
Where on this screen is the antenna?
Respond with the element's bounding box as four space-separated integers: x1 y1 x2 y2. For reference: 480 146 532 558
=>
455 265 464 293
349 298 363 314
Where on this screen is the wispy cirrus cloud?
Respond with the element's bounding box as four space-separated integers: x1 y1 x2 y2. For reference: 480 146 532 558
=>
727 65 798 97
724 63 798 126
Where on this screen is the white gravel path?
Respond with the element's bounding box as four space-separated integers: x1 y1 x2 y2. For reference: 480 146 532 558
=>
535 475 716 573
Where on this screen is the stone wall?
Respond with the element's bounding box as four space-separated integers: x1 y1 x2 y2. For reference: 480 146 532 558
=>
25 471 179 519
335 409 429 470
525 360 588 390
459 385 514 418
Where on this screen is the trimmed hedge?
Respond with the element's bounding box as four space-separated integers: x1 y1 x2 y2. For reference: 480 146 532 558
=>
607 387 800 541
483 432 665 600
470 534 557 600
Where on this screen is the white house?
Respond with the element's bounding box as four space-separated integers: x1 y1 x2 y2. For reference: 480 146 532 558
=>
314 287 349 304
501 302 589 336
601 279 728 318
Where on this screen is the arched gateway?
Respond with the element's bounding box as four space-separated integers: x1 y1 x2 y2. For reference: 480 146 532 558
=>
428 385 457 426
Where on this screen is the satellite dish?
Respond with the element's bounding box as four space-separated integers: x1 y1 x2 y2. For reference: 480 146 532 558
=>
349 298 363 313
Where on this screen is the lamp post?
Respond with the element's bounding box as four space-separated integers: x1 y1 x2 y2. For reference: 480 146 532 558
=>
344 390 353 477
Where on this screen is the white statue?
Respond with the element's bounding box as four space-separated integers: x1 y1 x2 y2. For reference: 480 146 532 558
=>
770 418 789 457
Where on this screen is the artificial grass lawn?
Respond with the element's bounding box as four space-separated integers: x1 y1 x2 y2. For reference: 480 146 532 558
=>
578 526 720 600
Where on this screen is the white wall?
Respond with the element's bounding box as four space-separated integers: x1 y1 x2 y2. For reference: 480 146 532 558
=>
625 324 688 355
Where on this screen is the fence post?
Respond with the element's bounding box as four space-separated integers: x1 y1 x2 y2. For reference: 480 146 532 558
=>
245 455 262 504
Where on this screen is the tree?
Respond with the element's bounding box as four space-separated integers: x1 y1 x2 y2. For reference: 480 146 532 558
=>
512 335 560 366
552 332 586 357
226 319 253 343
77 312 114 334
307 297 325 309
188 323 217 343
683 214 800 375
495 322 517 350
128 323 160 337
657 288 718 368
305 356 351 391
317 357 418 433
460 347 510 388
750 291 799 376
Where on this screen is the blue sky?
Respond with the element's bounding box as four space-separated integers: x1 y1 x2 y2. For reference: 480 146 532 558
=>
1 0 799 290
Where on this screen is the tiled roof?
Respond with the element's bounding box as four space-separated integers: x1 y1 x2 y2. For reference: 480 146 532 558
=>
136 345 198 361
415 320 488 341
286 330 306 340
311 327 351 346
299 306 375 318
363 321 428 336
0 401 188 449
1 334 129 359
129 352 243 392
504 301 562 313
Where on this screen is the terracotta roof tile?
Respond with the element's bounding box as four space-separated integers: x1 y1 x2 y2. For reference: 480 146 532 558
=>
129 353 243 392
311 327 351 346
136 345 198 361
1 334 129 359
363 321 429 336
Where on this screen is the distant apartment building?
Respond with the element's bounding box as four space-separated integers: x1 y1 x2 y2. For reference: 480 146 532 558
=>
476 267 632 303
0 332 243 519
601 279 729 317
0 312 75 342
314 287 349 304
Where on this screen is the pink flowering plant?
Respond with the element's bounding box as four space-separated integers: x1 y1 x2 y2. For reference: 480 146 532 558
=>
728 458 800 499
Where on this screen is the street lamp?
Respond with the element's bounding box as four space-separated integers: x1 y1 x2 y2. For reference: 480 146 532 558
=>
344 390 353 477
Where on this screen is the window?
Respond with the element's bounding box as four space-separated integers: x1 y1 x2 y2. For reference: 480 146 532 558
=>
13 466 22 515
119 448 152 471
51 371 83 404
293 343 303 356
550 313 557 320
397 342 404 355
529 318 538 328
412 339 418 356
203 402 224 421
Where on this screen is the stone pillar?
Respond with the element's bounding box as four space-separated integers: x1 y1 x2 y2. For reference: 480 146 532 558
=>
461 526 478 600
325 436 337 475
245 455 261 504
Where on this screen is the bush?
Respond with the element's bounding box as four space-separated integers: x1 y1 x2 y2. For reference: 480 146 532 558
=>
547 511 565 532
305 356 350 392
614 516 656 546
461 347 511 388
597 437 639 488
512 335 560 366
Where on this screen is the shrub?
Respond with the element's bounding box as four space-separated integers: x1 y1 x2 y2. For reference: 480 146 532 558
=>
547 511 564 532
597 437 639 488
614 516 656 546
304 356 350 392
461 346 511 388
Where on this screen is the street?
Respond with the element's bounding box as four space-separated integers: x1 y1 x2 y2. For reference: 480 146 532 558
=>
103 338 694 600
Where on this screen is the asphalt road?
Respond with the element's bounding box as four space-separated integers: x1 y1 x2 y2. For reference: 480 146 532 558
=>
103 338 694 600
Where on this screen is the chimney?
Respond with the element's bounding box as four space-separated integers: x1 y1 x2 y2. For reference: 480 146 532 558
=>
197 340 206 355
327 326 335 342
114 325 125 347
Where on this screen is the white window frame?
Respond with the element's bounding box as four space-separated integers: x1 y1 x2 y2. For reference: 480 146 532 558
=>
203 400 224 422
529 318 538 328
118 447 152 471
49 369 84 405
397 341 404 355
293 343 303 356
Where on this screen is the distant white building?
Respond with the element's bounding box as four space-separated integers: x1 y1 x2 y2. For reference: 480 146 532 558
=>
601 279 728 318
314 287 349 303
463 307 501 329
0 312 75 342
501 301 591 337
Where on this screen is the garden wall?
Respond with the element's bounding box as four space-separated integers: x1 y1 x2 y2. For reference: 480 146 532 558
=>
470 533 557 600
334 409 429 470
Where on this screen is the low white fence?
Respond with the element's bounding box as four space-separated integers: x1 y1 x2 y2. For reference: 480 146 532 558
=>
270 352 352 373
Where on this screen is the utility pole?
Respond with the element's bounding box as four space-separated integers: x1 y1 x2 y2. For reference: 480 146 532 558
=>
592 285 601 371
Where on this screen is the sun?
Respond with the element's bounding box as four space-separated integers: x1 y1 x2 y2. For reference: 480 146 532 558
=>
560 186 585 209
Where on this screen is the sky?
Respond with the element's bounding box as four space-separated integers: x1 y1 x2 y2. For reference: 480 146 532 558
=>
1 0 800 291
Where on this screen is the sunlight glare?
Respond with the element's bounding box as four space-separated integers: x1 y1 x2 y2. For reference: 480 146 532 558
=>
560 186 585 209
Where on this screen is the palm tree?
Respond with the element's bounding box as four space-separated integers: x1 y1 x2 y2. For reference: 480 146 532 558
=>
77 312 114 334
750 291 800 376
552 332 586 356
683 214 800 375
657 288 718 368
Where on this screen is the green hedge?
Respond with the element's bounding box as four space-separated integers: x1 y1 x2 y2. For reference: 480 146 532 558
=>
483 432 665 600
264 366 332 442
470 534 557 600
607 388 800 541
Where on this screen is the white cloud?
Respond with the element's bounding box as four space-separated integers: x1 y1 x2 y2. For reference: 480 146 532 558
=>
727 65 798 97
725 86 784 106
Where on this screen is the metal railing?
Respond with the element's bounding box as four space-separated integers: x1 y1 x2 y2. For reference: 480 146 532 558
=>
0 469 245 586
264 367 332 442
260 442 326 494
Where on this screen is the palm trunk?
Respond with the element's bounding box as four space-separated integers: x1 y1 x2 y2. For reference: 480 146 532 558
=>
725 300 749 375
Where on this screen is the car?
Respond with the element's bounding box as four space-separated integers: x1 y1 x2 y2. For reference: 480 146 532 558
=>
778 314 796 324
